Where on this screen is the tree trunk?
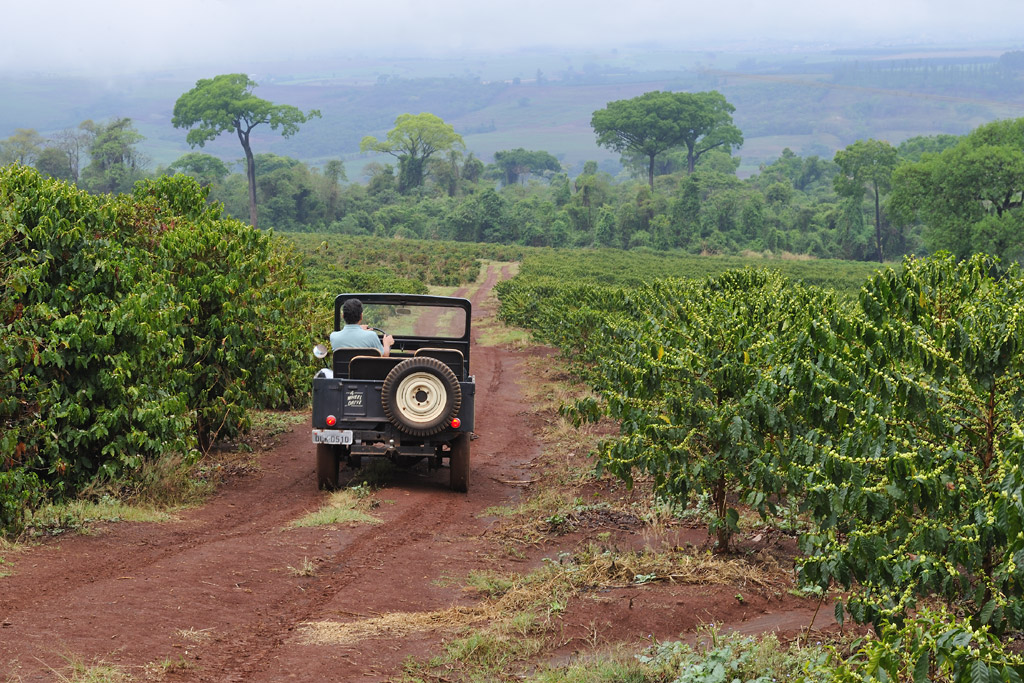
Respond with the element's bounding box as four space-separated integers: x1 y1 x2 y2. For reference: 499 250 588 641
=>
873 182 883 263
648 153 656 191
237 126 258 228
713 475 730 553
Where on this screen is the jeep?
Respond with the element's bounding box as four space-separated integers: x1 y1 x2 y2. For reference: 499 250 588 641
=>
311 294 475 491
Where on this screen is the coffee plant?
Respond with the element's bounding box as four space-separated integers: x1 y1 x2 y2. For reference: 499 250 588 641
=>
554 269 837 552
788 253 1024 629
1 166 310 533
816 607 1024 682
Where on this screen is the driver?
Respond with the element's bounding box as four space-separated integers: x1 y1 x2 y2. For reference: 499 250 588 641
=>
329 298 395 357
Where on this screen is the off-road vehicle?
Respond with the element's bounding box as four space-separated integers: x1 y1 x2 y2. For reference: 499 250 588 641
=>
311 294 475 491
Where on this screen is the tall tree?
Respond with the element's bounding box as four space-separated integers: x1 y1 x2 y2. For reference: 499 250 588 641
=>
78 118 148 194
492 148 561 186
360 113 464 193
47 127 90 183
34 147 74 182
591 90 743 190
834 139 899 263
172 73 320 228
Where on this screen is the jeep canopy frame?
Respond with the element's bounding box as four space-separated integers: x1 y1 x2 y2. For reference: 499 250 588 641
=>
333 293 472 372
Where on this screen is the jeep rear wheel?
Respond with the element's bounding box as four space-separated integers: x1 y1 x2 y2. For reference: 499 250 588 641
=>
382 357 462 437
449 433 470 493
316 444 347 490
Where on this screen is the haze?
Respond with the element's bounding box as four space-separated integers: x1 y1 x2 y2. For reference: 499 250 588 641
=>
5 0 1024 75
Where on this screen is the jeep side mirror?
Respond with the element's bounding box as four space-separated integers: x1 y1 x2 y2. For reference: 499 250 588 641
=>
313 344 329 359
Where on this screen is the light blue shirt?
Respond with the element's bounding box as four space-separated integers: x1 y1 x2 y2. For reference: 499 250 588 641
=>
329 324 384 353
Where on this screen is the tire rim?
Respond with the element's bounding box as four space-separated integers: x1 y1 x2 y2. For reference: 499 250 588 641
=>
394 371 448 425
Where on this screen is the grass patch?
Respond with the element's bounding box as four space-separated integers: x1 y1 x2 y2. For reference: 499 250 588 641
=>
526 647 658 682
144 656 194 677
0 537 22 577
300 606 488 646
474 313 531 348
26 497 173 537
50 656 131 683
395 542 790 680
249 410 307 436
632 625 830 683
288 488 382 528
288 556 318 577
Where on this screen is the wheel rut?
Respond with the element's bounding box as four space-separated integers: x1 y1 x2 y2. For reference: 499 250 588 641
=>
0 261 538 683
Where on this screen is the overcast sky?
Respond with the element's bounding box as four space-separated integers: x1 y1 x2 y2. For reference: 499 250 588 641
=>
4 0 1024 75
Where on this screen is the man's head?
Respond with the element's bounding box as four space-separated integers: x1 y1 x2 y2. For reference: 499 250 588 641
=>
342 298 363 325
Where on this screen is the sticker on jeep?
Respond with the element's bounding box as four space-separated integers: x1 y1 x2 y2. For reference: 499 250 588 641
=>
345 389 366 415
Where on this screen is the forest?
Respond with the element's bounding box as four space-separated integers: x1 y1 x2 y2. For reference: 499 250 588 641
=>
2 47 1024 265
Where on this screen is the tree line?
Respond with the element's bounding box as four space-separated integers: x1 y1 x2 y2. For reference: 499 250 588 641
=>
3 74 1022 264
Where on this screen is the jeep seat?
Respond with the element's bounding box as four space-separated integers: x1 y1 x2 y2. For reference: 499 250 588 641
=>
413 348 465 380
333 347 380 377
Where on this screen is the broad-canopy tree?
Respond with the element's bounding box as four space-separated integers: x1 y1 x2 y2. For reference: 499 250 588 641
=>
167 152 231 187
172 73 321 228
591 90 743 190
492 148 561 186
833 139 899 263
0 128 44 165
361 113 464 193
889 118 1024 263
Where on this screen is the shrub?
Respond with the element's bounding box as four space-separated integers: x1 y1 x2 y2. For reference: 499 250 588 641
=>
1 167 310 532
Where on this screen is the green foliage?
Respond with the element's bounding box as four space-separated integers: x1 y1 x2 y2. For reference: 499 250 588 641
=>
0 469 42 536
591 90 743 188
0 167 309 534
166 152 230 187
817 608 1024 682
492 148 562 186
889 118 1024 263
172 74 320 150
562 270 834 552
639 627 829 683
834 139 900 262
77 118 147 195
498 249 1024 662
360 112 464 193
172 73 321 227
0 128 44 165
789 253 1024 629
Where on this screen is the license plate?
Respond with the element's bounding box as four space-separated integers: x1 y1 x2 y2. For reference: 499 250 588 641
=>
312 429 353 445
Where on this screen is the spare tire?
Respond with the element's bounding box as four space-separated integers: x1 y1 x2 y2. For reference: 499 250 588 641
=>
381 357 462 437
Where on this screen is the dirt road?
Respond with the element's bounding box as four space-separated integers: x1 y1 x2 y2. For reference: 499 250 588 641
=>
1 263 541 681
1 262 830 681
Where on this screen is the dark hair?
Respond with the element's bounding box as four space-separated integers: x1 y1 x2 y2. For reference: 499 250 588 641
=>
342 298 363 325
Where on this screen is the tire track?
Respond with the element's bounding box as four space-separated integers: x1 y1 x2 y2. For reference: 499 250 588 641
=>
0 261 528 682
